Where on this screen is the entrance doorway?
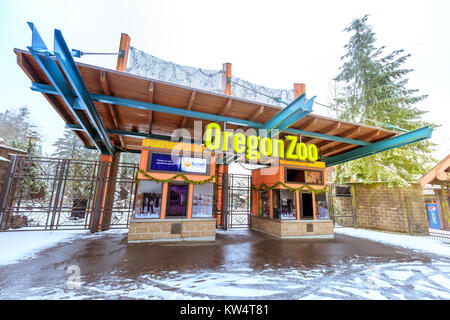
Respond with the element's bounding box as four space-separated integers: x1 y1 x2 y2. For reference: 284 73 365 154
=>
166 183 188 217
301 192 314 219
215 174 252 229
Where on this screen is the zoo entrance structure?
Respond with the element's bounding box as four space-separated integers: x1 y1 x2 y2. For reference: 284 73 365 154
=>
1 23 433 242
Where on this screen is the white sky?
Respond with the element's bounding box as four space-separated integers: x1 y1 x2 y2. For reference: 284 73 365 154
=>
0 0 449 160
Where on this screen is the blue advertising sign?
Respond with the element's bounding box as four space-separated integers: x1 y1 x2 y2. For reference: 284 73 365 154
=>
150 153 208 174
426 203 441 230
151 153 180 172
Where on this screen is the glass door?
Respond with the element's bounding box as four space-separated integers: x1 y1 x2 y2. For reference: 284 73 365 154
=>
166 183 188 217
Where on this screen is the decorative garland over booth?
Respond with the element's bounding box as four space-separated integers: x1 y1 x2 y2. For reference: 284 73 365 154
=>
252 181 328 194
136 169 217 185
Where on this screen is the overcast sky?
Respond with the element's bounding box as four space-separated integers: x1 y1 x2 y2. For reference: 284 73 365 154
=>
0 0 449 160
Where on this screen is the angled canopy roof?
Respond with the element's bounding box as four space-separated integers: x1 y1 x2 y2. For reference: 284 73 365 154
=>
420 155 450 186
14 24 433 167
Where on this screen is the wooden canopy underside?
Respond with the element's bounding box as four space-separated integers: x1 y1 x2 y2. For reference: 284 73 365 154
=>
15 49 398 158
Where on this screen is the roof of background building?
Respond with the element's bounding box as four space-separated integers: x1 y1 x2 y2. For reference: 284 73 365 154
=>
420 154 450 186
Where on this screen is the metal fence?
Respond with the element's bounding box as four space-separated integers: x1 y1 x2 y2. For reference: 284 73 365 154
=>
0 155 138 231
327 184 355 227
326 183 450 243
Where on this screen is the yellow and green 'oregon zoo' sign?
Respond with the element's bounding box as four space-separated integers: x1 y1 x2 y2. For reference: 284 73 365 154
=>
204 123 319 162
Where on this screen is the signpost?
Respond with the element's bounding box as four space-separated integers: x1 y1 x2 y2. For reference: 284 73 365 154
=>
426 203 441 229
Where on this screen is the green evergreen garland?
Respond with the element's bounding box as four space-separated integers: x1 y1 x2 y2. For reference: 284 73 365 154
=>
136 169 217 185
252 181 327 194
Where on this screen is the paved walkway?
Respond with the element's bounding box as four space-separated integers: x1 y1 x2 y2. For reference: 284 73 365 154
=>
0 229 449 299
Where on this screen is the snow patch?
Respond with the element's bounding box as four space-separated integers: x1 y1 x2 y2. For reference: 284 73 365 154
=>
335 228 450 258
383 270 414 281
0 230 89 266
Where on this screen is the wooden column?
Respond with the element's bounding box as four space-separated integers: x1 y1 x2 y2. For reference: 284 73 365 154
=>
160 183 168 220
94 33 131 232
90 155 113 233
116 33 131 72
296 190 301 220
216 164 229 226
293 83 306 142
312 191 317 220
222 63 232 96
215 62 232 227
187 184 194 219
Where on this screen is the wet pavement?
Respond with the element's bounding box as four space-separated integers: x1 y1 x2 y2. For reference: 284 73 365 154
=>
0 229 449 299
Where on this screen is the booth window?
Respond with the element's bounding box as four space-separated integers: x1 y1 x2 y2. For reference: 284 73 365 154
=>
166 182 188 217
192 183 213 218
272 189 296 220
135 180 163 219
285 168 323 185
315 192 329 220
259 190 270 217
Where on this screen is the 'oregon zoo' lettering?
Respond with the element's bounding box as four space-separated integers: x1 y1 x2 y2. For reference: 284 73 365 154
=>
204 123 319 162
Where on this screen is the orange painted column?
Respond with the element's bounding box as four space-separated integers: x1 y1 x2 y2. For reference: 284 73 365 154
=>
252 189 259 216
91 155 113 232
296 191 301 220
312 192 317 220
187 184 194 219
217 63 232 225
216 164 228 225
95 33 131 232
160 183 168 220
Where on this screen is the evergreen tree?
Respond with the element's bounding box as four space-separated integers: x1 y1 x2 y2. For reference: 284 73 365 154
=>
333 15 437 187
0 106 41 154
0 106 44 195
52 130 97 161
52 130 99 198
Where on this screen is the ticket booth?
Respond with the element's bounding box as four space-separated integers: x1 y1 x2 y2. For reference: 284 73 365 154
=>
251 160 334 239
128 139 217 243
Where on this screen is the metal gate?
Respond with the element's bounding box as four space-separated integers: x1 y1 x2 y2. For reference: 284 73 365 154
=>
327 184 355 227
0 155 138 231
214 173 252 229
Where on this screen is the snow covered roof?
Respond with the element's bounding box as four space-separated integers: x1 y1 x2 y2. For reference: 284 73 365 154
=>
0 155 10 163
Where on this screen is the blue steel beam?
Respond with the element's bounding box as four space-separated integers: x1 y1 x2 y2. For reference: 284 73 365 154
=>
284 128 370 146
31 83 372 147
31 83 263 128
53 29 115 155
261 93 307 131
325 126 433 167
274 96 315 132
26 23 107 154
32 82 371 146
65 123 201 144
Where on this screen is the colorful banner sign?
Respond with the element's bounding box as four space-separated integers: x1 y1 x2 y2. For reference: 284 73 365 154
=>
180 157 207 173
150 153 207 174
426 203 441 229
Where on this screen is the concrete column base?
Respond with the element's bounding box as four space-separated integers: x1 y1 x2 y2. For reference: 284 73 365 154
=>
128 218 216 243
250 215 334 239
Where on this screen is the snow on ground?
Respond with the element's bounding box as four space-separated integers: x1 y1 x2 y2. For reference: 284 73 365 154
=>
0 228 449 300
335 228 450 258
4 259 450 300
0 229 127 266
